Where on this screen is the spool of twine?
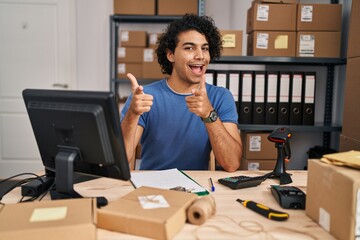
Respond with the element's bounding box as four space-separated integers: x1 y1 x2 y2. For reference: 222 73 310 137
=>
187 195 216 225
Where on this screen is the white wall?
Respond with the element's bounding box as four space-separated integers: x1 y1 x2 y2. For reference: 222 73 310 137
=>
75 0 113 91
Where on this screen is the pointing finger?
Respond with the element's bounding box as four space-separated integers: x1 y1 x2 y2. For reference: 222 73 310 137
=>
127 73 139 92
199 75 207 92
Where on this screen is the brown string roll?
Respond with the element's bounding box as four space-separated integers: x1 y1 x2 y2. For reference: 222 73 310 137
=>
187 195 216 225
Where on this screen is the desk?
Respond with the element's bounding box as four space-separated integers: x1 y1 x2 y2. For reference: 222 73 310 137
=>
2 171 335 240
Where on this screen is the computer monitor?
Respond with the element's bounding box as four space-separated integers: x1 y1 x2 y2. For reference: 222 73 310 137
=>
22 89 130 199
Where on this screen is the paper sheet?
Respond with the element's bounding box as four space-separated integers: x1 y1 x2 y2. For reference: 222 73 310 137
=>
130 168 208 195
321 150 360 169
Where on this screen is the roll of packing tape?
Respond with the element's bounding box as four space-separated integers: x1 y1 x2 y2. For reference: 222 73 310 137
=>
187 195 216 225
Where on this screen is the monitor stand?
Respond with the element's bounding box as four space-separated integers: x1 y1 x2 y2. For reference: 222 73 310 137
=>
50 150 82 199
50 150 107 207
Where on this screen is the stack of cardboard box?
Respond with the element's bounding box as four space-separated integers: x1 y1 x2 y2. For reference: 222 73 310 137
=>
117 30 165 79
246 0 297 57
296 3 342 57
240 132 278 170
246 0 342 58
340 0 360 151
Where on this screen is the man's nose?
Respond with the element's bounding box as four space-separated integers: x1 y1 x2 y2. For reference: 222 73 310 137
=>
195 48 204 59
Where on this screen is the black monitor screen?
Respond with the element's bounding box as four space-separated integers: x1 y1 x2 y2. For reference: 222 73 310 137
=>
22 89 130 199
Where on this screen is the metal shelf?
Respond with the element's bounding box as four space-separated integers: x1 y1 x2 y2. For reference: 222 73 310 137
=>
111 15 182 24
212 56 347 66
238 124 342 132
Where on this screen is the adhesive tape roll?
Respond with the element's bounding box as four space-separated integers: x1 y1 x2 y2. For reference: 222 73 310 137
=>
187 195 216 225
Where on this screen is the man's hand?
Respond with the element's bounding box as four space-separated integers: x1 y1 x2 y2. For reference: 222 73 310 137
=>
185 76 213 118
127 73 153 116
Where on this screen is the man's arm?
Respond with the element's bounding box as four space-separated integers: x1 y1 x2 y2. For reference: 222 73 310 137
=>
185 76 242 172
121 113 143 164
121 73 152 164
205 121 242 172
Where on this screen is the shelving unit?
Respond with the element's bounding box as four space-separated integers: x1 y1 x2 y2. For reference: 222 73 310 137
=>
109 15 182 97
210 56 346 147
109 5 346 150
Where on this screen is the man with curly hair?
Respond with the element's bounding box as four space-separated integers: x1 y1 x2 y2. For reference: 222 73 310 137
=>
121 14 242 172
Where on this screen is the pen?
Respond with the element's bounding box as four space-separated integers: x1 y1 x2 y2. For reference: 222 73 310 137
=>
209 178 215 192
236 199 289 221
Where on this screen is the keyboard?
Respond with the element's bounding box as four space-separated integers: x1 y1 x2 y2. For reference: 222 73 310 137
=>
218 175 265 190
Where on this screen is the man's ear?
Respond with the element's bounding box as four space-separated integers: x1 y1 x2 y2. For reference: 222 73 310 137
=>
166 49 174 63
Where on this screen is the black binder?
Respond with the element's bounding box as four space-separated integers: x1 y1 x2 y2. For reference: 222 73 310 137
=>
289 72 304 125
229 71 240 112
278 72 291 125
239 71 253 124
252 71 266 124
265 72 279 125
302 72 316 125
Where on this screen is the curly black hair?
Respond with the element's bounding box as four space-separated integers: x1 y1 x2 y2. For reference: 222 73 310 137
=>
156 14 223 75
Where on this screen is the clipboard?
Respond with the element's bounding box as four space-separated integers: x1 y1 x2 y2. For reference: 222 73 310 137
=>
130 168 209 196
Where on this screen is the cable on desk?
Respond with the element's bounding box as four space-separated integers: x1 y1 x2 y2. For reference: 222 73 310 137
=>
192 215 318 240
0 173 45 203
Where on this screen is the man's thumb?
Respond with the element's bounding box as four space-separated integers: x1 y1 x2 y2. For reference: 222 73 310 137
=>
199 76 206 92
127 73 140 92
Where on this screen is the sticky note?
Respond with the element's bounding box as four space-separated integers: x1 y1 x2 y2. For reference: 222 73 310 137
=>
222 34 236 48
274 35 288 49
30 207 67 222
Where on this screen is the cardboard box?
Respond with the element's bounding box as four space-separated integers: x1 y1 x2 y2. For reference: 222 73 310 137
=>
297 4 342 31
0 198 96 240
220 30 243 56
148 32 161 48
247 31 296 57
241 132 277 159
117 63 142 78
347 0 360 58
143 62 165 79
246 3 297 33
118 47 144 63
306 159 360 240
97 186 197 240
120 31 147 48
114 0 155 15
342 57 360 140
158 0 198 16
296 31 341 58
240 158 277 170
142 48 165 79
340 134 360 152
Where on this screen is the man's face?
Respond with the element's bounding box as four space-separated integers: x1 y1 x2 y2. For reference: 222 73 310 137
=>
167 30 210 85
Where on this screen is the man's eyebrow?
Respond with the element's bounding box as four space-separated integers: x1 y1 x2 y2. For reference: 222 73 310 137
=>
182 42 196 46
182 42 209 47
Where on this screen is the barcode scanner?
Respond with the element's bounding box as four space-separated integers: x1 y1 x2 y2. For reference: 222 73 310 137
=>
268 127 292 143
268 127 292 160
263 127 293 185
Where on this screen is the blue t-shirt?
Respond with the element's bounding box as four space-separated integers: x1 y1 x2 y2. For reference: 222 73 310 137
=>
121 79 238 170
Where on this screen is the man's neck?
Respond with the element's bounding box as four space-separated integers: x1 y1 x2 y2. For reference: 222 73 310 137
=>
166 76 199 94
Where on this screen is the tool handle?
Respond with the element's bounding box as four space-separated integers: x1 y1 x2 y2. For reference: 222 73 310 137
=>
238 199 289 221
